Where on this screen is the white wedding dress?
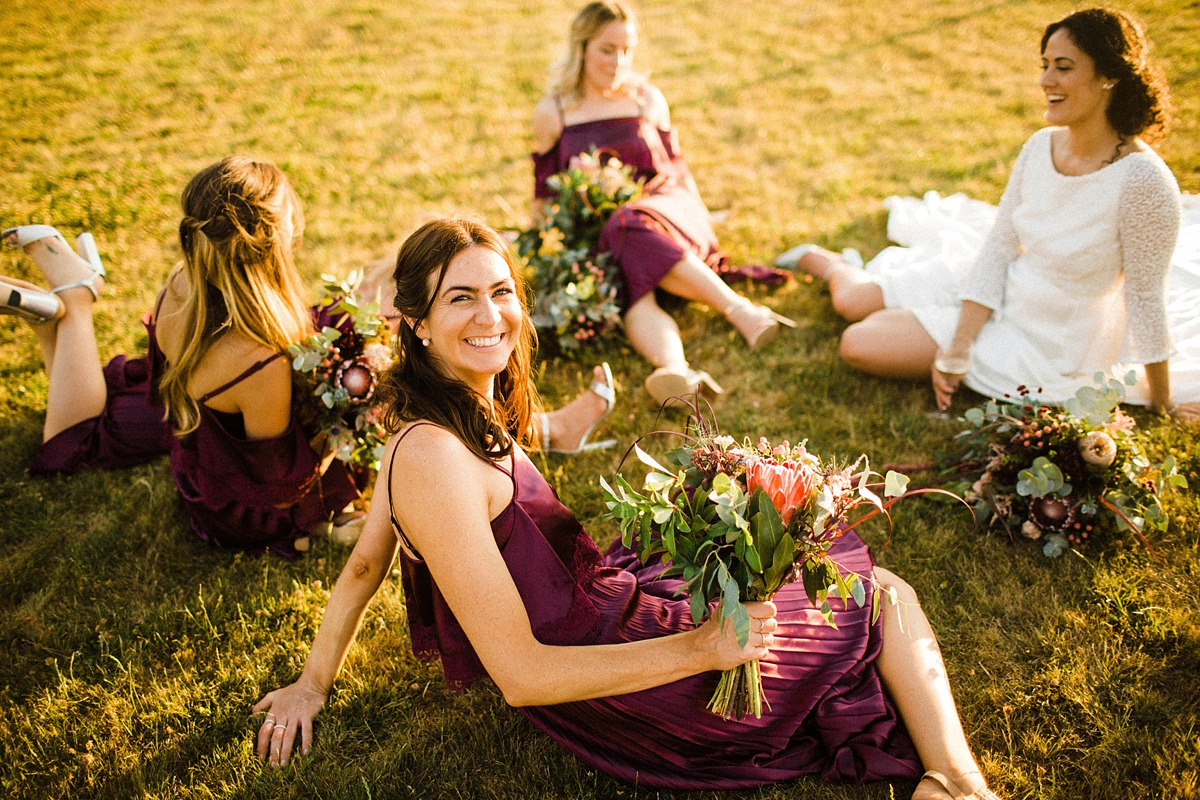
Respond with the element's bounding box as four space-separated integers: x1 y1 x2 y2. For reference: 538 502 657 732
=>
866 126 1200 405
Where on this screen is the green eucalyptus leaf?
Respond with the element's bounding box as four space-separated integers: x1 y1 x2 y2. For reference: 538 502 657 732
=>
849 574 866 608
884 471 910 498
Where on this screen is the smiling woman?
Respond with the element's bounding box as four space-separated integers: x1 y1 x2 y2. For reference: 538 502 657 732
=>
254 217 1005 800
781 7 1200 421
532 1 796 409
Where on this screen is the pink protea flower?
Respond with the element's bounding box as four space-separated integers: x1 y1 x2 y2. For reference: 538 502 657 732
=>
1028 496 1077 532
746 458 816 526
336 358 378 404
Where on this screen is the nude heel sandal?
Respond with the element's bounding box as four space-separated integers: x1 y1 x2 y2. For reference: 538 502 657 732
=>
723 298 796 351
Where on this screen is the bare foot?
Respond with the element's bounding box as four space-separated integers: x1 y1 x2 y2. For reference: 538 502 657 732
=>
795 246 848 282
543 366 612 452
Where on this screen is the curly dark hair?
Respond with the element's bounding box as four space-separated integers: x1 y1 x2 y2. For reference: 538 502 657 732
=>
1041 8 1170 143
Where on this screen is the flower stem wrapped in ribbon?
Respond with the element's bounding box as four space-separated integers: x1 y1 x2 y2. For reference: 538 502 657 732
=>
601 418 951 721
288 272 392 475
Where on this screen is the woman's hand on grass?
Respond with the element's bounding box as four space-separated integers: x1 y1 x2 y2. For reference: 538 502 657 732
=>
253 680 329 768
698 600 777 671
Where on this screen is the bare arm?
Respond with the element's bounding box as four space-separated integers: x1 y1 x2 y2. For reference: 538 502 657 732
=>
530 97 564 224
392 426 773 708
253 482 400 766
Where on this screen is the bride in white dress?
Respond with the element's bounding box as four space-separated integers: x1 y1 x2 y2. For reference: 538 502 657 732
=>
780 8 1200 421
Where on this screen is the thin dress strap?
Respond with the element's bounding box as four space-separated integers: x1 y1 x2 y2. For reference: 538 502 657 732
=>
554 94 566 129
386 422 515 562
198 352 287 404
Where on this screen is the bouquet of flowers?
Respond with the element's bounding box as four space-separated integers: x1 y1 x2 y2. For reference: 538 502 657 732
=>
601 420 941 720
515 149 642 353
943 373 1187 558
289 273 393 474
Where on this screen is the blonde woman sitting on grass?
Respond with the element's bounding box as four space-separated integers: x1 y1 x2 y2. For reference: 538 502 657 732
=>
1 156 364 556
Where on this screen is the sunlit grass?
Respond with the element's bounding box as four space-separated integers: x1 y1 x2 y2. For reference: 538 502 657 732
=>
1 1 1198 797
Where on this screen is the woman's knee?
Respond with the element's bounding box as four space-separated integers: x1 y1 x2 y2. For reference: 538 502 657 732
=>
838 322 878 371
873 567 919 606
830 282 882 322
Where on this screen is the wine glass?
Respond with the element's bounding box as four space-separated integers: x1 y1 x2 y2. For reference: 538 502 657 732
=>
928 350 970 420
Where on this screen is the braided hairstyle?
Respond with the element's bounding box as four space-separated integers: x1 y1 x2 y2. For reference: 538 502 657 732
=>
1042 8 1171 144
375 217 540 461
159 156 312 435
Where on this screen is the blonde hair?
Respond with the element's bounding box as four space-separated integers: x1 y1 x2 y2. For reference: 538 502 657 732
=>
545 1 645 107
159 156 313 436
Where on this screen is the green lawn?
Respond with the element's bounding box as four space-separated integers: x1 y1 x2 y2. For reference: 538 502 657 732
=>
1 1 1198 798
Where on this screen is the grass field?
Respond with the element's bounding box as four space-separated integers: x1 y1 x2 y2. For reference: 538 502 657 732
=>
1 1 1198 798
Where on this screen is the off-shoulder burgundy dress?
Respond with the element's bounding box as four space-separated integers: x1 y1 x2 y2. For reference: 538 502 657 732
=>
392 424 922 791
533 106 782 309
28 299 360 557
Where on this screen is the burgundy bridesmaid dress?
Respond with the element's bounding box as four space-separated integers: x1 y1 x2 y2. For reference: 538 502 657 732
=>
391 424 922 791
533 107 788 309
29 300 359 557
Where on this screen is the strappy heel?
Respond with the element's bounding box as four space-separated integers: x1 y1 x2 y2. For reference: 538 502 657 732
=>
723 298 796 351
3 225 106 300
540 363 618 454
0 278 64 323
920 769 1004 800
644 366 725 409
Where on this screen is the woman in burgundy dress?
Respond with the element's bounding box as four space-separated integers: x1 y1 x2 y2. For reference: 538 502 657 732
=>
1 157 361 556
532 1 795 408
255 218 1002 800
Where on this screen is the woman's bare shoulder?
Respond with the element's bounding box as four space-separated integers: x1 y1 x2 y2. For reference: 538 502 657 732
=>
385 423 511 527
533 96 564 154
639 83 671 129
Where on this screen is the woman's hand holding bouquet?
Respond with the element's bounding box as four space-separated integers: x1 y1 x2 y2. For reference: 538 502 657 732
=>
602 427 938 720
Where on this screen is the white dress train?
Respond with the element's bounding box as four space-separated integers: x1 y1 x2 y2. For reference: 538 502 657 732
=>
865 126 1200 405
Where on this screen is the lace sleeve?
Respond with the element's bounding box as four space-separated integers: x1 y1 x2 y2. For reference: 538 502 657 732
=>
1117 155 1181 363
960 136 1036 310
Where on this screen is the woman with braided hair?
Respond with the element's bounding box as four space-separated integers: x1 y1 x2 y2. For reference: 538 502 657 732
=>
2 156 361 556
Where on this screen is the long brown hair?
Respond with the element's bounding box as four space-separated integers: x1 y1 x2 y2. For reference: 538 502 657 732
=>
158 156 313 435
376 218 540 461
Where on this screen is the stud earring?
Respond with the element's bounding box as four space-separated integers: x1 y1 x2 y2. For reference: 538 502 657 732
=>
1103 83 1113 89
421 337 430 347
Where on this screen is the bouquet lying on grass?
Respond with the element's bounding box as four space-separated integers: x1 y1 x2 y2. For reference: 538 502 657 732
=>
289 273 393 474
515 149 642 353
942 373 1187 558
601 419 949 720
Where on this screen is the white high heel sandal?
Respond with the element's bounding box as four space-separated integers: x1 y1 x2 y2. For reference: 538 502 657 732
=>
0 278 64 323
539 363 618 454
3 225 106 300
